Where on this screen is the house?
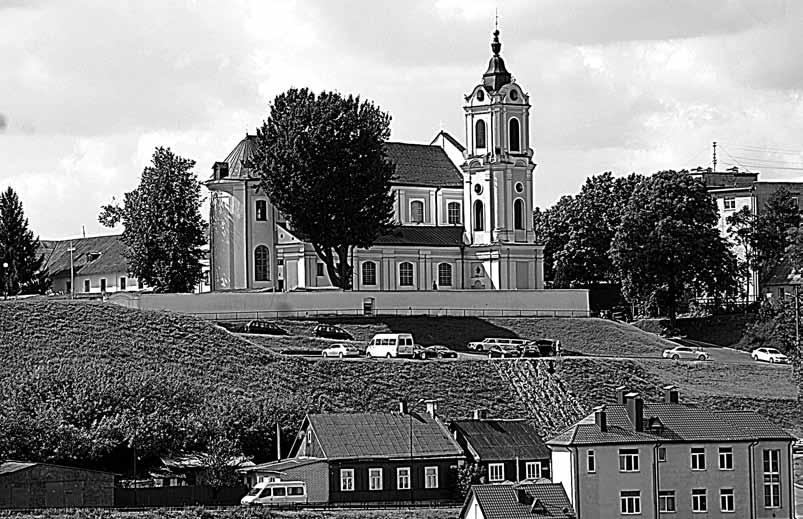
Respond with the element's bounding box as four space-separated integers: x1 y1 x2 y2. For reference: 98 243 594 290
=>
460 481 575 519
548 386 795 518
240 402 465 504
206 29 545 292
0 461 116 508
450 410 551 483
155 454 254 486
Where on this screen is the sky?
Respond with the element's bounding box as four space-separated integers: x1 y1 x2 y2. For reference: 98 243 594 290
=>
2 0 803 239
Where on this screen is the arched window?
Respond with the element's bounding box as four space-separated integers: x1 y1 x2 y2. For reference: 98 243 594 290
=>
509 118 521 152
447 202 461 225
474 200 485 231
514 199 525 230
362 261 377 286
254 245 270 281
438 263 452 287
255 200 267 221
475 120 486 149
399 262 414 287
410 200 424 223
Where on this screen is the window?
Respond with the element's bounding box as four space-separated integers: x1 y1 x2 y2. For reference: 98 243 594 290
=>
438 263 452 287
514 199 525 230
691 447 706 470
619 449 640 472
397 467 410 490
369 468 383 491
273 487 286 497
316 262 324 277
399 262 414 287
447 202 461 224
84 279 90 292
120 277 126 290
288 486 304 496
763 449 781 508
525 461 542 479
587 450 596 473
255 200 267 221
657 447 666 462
509 118 520 152
515 182 524 193
658 490 676 513
340 469 354 491
723 197 736 210
719 447 733 470
477 90 484 102
474 201 485 231
138 279 144 289
362 261 377 286
100 278 106 292
425 466 438 489
66 281 72 293
620 490 641 515
720 488 735 512
410 200 424 223
255 245 270 281
475 119 486 149
488 463 504 482
692 488 707 512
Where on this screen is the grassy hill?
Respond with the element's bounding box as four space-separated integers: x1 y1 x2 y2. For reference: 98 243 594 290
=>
0 301 797 473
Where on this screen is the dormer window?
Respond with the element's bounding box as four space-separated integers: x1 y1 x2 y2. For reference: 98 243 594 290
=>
86 252 101 262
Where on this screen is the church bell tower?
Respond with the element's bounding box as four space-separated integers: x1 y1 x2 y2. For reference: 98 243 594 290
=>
462 29 536 246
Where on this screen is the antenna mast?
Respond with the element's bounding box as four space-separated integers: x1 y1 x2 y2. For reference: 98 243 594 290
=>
712 141 717 172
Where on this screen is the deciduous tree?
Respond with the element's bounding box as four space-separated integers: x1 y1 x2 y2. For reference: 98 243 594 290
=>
99 147 206 293
0 187 47 295
251 88 396 289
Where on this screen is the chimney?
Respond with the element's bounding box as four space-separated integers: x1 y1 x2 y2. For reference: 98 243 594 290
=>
663 385 679 404
516 488 533 505
615 386 628 405
625 393 643 432
425 400 438 418
593 405 607 432
473 409 488 420
399 401 408 415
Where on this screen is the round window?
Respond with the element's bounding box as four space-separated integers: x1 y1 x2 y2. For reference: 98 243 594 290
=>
510 90 519 101
474 184 483 195
477 90 485 101
515 182 524 193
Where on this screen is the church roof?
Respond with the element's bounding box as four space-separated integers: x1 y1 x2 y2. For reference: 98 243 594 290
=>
210 137 463 189
483 30 512 92
374 226 465 247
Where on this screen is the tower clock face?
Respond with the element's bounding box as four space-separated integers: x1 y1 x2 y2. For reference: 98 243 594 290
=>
474 184 483 195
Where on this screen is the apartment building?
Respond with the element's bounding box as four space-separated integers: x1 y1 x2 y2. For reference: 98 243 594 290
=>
548 386 795 518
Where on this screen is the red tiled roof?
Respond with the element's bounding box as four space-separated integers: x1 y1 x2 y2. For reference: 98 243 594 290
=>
462 482 575 519
451 420 550 461
374 226 465 247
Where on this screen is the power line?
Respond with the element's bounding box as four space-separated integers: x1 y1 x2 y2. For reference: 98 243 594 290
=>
730 144 803 155
730 155 803 166
721 161 803 172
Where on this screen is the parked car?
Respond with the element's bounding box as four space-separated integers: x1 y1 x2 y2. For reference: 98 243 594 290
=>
488 344 524 358
366 333 415 358
751 347 789 364
321 343 361 358
419 345 458 359
467 337 528 352
313 324 353 340
662 345 709 361
241 480 308 506
519 342 542 358
244 320 287 335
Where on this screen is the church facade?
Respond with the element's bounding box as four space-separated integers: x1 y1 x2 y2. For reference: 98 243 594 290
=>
206 31 545 292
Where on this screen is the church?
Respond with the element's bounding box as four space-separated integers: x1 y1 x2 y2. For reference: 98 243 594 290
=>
206 30 545 292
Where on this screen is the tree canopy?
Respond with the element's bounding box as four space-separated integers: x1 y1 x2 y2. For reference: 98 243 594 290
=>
99 147 206 293
610 170 739 324
0 187 47 295
251 88 396 290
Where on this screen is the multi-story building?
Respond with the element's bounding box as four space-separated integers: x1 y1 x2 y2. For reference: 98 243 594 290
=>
205 29 545 292
548 386 795 518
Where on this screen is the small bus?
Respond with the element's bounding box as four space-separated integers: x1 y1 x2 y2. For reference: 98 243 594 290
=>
366 333 415 358
241 480 308 506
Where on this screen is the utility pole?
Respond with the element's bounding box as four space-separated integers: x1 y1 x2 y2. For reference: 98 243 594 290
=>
712 141 717 172
68 241 75 299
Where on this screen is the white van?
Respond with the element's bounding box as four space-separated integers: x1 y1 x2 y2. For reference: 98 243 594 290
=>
240 480 308 506
366 333 415 358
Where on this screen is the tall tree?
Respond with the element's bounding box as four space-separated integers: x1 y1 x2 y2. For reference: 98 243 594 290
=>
251 88 395 290
0 187 47 295
99 147 206 293
611 170 738 325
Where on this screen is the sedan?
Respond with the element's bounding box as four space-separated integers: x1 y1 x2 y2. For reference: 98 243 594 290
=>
488 344 523 358
662 346 709 361
321 344 361 358
313 324 353 340
244 320 287 335
751 347 790 364
422 345 458 359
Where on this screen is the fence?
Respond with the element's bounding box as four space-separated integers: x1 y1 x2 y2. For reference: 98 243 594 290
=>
192 307 590 321
114 485 249 508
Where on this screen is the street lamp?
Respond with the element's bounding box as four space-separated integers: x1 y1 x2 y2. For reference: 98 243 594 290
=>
1 262 8 300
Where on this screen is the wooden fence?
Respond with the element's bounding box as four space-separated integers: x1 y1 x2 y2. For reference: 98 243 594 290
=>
114 485 249 507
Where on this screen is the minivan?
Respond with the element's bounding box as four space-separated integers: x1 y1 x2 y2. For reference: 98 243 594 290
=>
241 480 308 506
366 333 415 358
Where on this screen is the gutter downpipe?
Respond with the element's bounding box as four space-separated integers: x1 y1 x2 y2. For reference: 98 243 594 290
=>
654 442 662 519
748 440 758 519
788 440 795 519
570 446 580 519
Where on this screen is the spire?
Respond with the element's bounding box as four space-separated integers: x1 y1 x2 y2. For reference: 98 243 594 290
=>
483 29 511 92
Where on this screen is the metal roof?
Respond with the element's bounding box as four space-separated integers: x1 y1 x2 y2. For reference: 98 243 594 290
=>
462 482 575 519
239 457 326 474
307 412 463 460
451 420 550 461
374 226 465 247
0 462 37 476
39 234 128 278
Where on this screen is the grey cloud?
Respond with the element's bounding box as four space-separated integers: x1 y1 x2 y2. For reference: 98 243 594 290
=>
0 114 6 132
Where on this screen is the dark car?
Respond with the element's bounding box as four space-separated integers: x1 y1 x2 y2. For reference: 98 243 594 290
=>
244 320 287 335
524 339 560 357
423 345 458 359
488 344 523 358
519 342 542 358
313 324 353 340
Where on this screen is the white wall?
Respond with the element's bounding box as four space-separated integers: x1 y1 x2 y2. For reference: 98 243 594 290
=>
551 450 574 507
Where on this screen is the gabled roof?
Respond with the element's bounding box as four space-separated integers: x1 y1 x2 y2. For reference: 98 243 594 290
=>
430 130 466 153
763 260 801 287
39 235 128 278
238 457 326 474
374 226 465 247
548 403 793 447
462 482 575 519
451 420 550 461
304 413 463 460
0 461 37 476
